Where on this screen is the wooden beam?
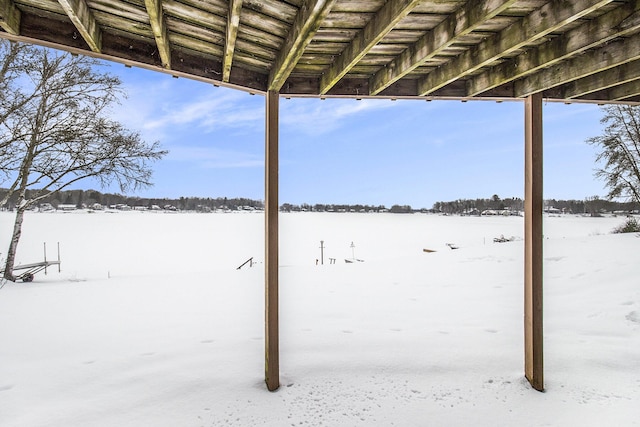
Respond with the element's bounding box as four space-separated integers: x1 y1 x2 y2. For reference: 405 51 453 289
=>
562 59 640 99
369 0 518 96
268 0 337 91
467 1 640 97
144 0 171 69
0 0 20 35
319 0 421 95
524 92 544 392
223 0 243 83
265 89 279 392
57 0 101 52
608 78 640 101
516 32 640 98
419 0 614 96
583 77 640 102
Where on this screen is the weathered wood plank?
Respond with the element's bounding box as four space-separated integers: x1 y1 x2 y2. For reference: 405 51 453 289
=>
57 0 102 52
418 0 615 96
170 32 223 57
0 0 21 35
162 0 227 28
90 0 149 23
582 77 640 102
265 89 279 392
331 0 385 14
244 0 298 21
144 0 171 68
166 18 225 46
235 37 277 61
524 92 544 392
268 0 337 91
240 7 290 37
92 11 152 38
515 32 640 97
233 47 273 71
173 0 232 17
320 0 422 94
237 23 283 50
468 1 640 96
369 0 519 95
321 11 374 28
223 0 243 82
607 77 640 101
562 59 640 99
11 10 92 51
101 29 163 67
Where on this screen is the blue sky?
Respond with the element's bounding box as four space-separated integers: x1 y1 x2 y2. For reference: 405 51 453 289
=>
91 62 608 208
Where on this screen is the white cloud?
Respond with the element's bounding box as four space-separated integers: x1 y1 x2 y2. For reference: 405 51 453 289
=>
110 78 264 142
169 145 263 169
280 98 396 135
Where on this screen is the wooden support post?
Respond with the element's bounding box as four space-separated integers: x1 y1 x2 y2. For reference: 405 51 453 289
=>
265 89 280 391
524 92 544 392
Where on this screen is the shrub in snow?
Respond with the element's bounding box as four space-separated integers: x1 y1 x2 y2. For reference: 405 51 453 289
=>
612 217 640 234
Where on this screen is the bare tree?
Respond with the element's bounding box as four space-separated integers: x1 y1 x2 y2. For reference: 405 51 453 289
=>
588 105 640 204
0 41 41 183
0 41 167 281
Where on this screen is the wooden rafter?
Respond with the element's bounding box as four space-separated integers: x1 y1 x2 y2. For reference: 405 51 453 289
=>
223 0 243 83
562 60 640 99
419 0 615 97
57 0 101 52
608 78 640 101
0 0 20 35
144 0 171 69
268 0 337 91
516 32 640 98
467 1 640 97
369 0 518 96
319 0 421 95
1 0 637 104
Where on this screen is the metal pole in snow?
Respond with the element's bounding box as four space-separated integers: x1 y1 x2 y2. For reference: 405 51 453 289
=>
319 240 324 265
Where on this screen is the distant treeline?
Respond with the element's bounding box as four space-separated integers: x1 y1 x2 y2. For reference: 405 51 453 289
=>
2 188 638 214
0 188 264 212
432 195 640 215
280 203 417 213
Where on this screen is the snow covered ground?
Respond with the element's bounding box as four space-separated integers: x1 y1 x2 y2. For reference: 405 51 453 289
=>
0 211 638 426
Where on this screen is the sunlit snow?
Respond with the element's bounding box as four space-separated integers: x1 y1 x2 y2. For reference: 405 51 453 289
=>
0 211 638 426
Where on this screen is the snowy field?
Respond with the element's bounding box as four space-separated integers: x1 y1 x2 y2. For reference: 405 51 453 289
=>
0 211 638 427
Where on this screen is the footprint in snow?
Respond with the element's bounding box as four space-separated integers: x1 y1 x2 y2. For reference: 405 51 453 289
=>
626 311 640 324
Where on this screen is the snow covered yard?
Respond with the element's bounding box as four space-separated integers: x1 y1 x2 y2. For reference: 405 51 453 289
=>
0 212 638 426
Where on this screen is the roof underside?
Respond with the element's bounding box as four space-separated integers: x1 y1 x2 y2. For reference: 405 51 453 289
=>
1 0 640 103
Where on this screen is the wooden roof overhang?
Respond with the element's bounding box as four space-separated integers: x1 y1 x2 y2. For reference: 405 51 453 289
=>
2 0 640 104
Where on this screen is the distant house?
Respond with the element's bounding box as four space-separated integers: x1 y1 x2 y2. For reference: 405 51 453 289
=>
112 204 131 211
39 203 54 212
57 204 77 211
